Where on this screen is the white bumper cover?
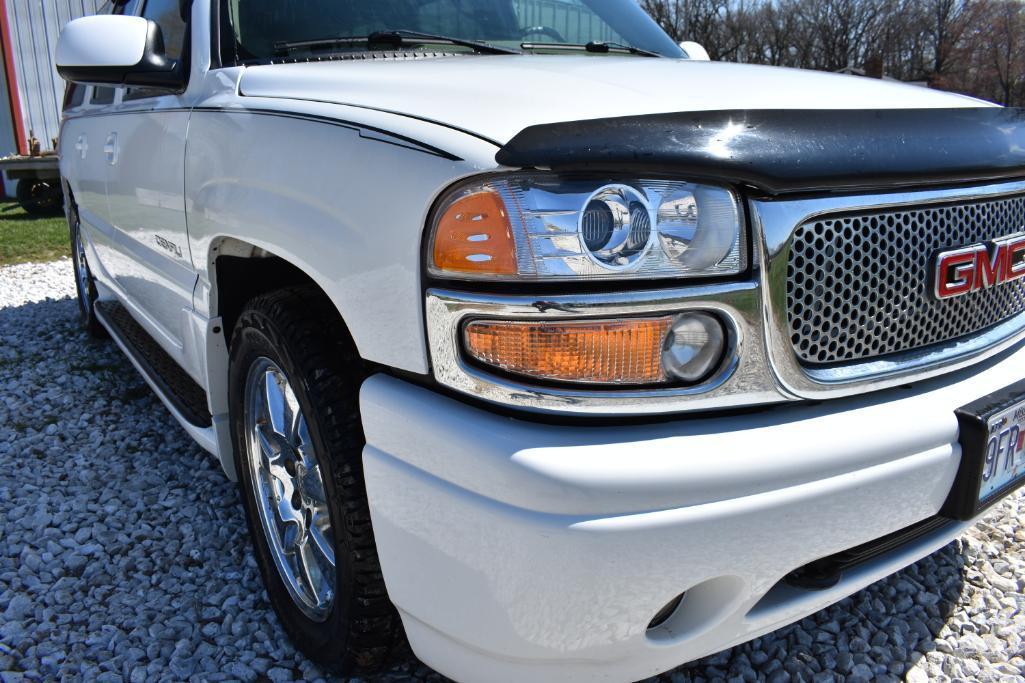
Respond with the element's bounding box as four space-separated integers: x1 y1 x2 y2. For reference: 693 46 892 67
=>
360 345 1025 683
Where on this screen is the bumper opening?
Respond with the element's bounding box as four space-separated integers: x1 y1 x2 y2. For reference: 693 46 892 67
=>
781 515 954 590
647 592 686 630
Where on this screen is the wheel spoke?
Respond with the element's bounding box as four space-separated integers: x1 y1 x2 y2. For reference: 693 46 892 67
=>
283 383 303 448
263 371 291 437
296 414 312 454
255 424 279 465
300 464 328 505
295 537 321 603
276 494 302 529
308 509 336 567
296 537 333 609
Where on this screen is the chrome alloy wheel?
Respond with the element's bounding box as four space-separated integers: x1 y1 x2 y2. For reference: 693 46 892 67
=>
72 218 90 304
243 358 336 621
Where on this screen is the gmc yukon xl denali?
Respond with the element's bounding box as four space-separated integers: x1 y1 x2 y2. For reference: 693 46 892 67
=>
54 0 1025 681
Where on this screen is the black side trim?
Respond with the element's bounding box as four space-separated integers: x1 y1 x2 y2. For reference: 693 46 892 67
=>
60 106 461 160
783 515 953 589
97 301 213 428
194 107 463 160
496 108 1025 195
238 97 502 148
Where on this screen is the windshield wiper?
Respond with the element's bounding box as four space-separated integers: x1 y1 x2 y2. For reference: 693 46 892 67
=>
274 29 520 57
370 30 520 55
519 41 662 58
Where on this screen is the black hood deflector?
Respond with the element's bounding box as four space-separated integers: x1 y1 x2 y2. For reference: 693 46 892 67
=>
495 108 1025 195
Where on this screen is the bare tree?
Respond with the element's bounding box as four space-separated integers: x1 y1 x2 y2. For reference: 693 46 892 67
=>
986 0 1025 105
638 0 1025 107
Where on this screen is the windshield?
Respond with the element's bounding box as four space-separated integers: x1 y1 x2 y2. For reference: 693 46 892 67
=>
223 0 684 62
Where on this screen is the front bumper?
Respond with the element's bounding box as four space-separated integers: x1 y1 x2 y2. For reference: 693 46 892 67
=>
360 343 1025 683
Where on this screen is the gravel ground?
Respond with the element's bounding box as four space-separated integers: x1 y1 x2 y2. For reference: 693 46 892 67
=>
1 258 1024 683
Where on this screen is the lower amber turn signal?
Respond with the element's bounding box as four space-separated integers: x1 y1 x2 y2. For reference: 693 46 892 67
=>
463 317 674 385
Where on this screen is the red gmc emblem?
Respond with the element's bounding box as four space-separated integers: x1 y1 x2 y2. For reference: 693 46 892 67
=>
932 233 1025 300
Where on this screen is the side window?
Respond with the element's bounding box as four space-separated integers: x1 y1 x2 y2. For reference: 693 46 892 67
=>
63 83 86 111
124 0 189 101
118 0 144 15
92 87 116 105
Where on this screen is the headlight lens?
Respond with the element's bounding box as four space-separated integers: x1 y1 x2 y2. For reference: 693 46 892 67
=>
428 174 744 280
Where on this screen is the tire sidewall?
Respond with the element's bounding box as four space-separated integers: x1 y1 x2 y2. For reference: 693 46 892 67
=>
228 309 357 662
18 179 59 216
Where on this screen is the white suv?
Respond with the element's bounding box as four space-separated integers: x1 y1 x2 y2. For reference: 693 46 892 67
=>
55 1 1025 681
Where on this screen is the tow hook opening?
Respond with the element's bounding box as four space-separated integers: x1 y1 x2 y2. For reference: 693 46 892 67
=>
645 576 747 645
647 592 686 630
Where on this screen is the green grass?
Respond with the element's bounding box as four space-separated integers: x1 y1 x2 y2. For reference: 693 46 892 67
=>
0 200 69 266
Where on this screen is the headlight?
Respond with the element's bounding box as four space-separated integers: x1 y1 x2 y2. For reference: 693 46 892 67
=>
428 174 744 280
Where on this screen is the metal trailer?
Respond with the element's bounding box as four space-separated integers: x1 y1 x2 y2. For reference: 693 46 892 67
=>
0 0 100 215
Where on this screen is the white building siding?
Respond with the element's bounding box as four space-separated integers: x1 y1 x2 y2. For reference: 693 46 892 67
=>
5 0 100 152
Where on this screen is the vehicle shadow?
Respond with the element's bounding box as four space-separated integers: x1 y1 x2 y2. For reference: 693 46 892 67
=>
0 294 1000 683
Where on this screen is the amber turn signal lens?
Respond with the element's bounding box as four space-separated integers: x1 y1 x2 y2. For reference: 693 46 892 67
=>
432 190 517 276
464 317 674 385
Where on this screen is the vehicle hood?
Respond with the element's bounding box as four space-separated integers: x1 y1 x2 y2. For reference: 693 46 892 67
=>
238 55 989 145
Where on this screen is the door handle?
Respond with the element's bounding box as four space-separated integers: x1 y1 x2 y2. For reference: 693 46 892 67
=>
104 133 118 165
74 135 88 159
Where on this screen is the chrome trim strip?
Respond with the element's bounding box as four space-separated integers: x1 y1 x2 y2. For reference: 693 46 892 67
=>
426 282 790 415
752 179 1025 399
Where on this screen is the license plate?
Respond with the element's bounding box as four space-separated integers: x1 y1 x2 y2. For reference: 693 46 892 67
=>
943 380 1025 520
976 405 1025 501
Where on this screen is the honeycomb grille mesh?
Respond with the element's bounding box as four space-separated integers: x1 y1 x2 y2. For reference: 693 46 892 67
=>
786 194 1025 365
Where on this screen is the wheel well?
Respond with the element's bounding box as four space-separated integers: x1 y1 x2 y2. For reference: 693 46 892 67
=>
214 253 321 344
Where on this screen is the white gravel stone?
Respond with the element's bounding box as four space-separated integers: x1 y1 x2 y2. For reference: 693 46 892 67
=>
1 258 1024 682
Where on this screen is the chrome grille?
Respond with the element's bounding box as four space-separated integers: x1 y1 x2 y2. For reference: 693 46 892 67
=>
786 194 1025 365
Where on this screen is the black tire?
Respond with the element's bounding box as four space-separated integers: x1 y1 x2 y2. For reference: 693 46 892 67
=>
69 202 106 339
17 178 64 217
228 286 400 674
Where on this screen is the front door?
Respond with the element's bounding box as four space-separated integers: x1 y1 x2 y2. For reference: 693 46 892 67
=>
61 86 118 277
102 0 195 353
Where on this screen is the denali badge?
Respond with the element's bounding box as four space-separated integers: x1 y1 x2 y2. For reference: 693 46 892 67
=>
933 233 1025 300
154 235 183 259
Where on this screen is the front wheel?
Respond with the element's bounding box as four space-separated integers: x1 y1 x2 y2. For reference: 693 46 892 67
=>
228 287 400 674
69 205 105 338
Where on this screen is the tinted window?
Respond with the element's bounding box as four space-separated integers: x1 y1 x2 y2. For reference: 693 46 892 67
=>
142 0 188 60
64 83 86 110
125 0 189 100
223 0 682 62
100 0 142 16
92 87 116 105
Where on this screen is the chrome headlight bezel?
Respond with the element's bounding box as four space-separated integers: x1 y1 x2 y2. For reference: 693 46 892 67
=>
424 284 785 415
426 172 748 282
